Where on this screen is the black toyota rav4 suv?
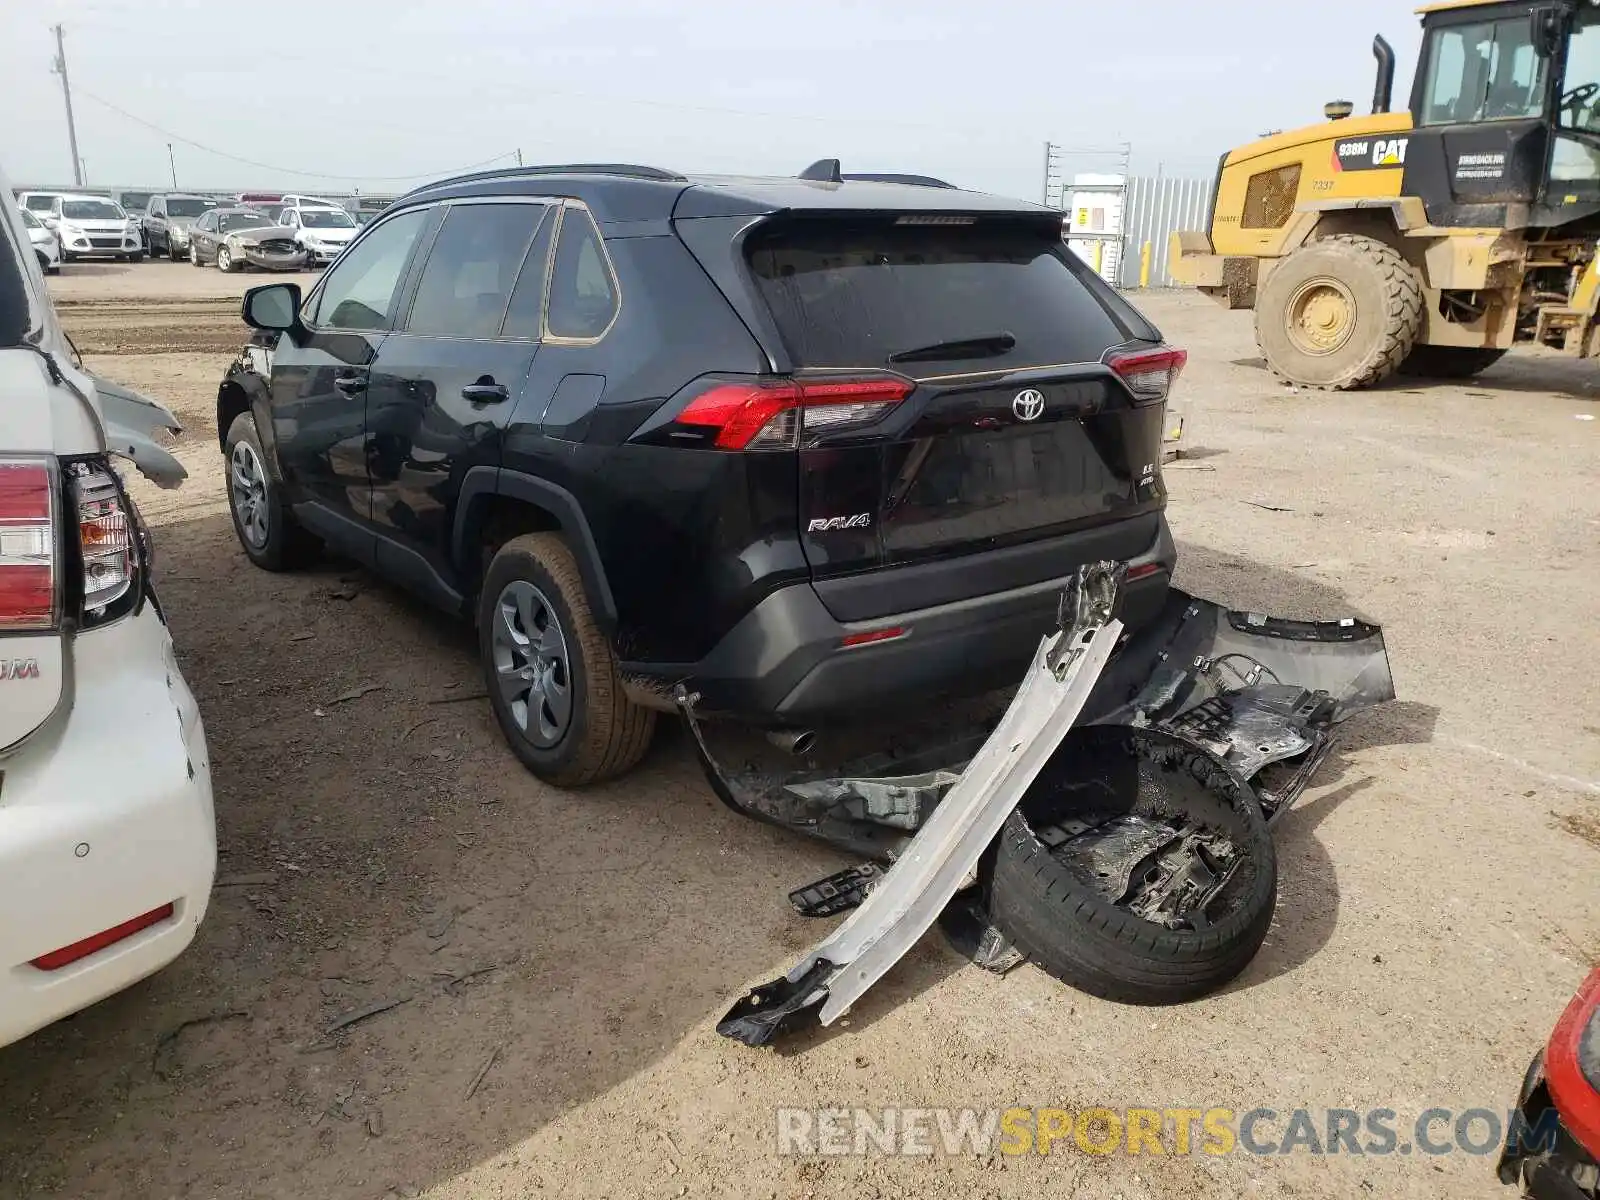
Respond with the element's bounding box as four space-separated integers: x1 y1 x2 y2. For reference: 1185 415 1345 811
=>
217 162 1181 786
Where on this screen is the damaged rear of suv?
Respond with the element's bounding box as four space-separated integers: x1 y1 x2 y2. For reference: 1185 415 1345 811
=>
219 162 1178 785
0 169 215 1049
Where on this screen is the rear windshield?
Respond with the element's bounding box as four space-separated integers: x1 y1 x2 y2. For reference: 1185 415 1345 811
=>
23 195 57 212
745 218 1128 370
219 212 271 232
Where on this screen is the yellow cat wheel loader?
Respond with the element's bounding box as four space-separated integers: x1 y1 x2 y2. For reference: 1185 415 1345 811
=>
1173 0 1600 388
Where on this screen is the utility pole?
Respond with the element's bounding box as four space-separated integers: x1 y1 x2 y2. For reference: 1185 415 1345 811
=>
50 24 84 188
167 143 177 188
515 148 523 167
1041 141 1064 209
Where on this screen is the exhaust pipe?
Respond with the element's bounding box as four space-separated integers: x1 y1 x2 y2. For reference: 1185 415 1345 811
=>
766 728 817 756
1372 34 1395 114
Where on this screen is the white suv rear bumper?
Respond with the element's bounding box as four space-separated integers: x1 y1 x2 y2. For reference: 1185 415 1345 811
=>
0 599 216 1048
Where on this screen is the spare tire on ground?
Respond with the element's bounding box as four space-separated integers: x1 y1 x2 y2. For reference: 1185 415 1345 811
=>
987 725 1277 1005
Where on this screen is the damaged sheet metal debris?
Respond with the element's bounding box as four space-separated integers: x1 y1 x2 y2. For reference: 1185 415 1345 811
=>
686 564 1394 1047
701 562 1123 1048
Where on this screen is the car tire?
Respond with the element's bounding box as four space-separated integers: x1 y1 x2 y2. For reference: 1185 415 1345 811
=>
216 245 235 273
1398 345 1507 379
127 249 144 262
1255 234 1423 390
189 244 201 267
46 264 60 276
479 533 655 787
224 412 318 571
986 725 1278 1006
168 241 182 262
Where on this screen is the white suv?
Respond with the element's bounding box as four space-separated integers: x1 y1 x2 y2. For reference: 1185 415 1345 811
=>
47 194 144 263
0 169 215 1048
277 204 358 265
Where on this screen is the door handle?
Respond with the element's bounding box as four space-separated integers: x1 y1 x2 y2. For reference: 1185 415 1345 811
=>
462 381 510 404
333 374 366 395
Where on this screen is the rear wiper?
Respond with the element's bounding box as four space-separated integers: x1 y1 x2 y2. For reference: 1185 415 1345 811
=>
888 332 1016 364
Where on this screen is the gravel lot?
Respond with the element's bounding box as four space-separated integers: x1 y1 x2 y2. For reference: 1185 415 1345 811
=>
1 259 1596 1200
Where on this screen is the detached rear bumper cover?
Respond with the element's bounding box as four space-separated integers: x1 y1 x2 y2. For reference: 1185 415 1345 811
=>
692 574 1393 1045
705 563 1124 1046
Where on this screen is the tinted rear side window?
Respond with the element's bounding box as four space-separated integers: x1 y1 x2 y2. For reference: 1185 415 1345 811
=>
407 203 547 339
745 219 1127 370
546 207 619 340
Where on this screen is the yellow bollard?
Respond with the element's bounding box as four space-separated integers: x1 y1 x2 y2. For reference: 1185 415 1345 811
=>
1092 240 1104 274
1140 241 1152 289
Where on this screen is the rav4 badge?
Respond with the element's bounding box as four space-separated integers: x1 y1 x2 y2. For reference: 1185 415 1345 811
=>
808 514 873 533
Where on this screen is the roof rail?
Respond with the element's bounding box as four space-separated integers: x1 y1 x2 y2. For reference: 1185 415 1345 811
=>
398 162 685 199
842 172 958 189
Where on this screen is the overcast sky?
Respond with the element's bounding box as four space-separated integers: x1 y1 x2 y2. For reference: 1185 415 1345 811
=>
4 0 1424 200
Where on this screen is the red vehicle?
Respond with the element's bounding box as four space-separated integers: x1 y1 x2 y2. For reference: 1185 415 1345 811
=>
1500 968 1600 1198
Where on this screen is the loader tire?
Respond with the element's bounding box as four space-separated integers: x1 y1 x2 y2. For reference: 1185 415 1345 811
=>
1256 234 1423 390
1398 344 1507 379
987 726 1277 1006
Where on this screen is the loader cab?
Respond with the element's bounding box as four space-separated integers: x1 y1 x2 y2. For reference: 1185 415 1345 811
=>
1403 0 1600 225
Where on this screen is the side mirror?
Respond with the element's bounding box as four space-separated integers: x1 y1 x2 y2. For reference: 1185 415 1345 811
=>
1532 7 1562 57
242 282 302 333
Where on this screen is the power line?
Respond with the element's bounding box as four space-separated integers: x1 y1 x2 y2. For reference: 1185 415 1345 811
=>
73 88 520 184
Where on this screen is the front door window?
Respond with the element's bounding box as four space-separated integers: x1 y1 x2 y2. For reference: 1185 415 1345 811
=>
1421 18 1548 125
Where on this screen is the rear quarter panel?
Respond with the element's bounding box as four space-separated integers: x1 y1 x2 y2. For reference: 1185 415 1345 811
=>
499 231 779 662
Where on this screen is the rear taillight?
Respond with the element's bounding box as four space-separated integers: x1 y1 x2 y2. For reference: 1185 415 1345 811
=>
1107 345 1187 404
1545 968 1600 1159
69 464 137 615
675 375 914 450
0 459 57 631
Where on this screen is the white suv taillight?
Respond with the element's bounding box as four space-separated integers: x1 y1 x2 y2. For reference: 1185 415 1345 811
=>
70 464 136 614
0 459 57 631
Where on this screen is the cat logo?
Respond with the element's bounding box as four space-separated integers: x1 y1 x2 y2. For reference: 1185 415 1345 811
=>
1332 135 1409 172
1372 137 1408 166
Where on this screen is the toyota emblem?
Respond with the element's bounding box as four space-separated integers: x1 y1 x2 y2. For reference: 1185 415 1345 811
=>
1012 389 1046 422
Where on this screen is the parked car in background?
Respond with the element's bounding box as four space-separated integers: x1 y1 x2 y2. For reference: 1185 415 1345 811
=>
112 190 155 218
216 163 1180 786
20 208 60 274
143 193 220 260
0 169 215 1049
17 191 68 221
48 195 143 262
277 194 344 215
187 206 306 272
279 205 357 265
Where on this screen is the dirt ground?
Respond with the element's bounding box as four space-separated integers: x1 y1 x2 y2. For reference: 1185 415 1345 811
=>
1 259 1596 1200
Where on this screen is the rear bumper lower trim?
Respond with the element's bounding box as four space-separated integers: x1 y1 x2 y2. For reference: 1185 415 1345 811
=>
625 514 1175 721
